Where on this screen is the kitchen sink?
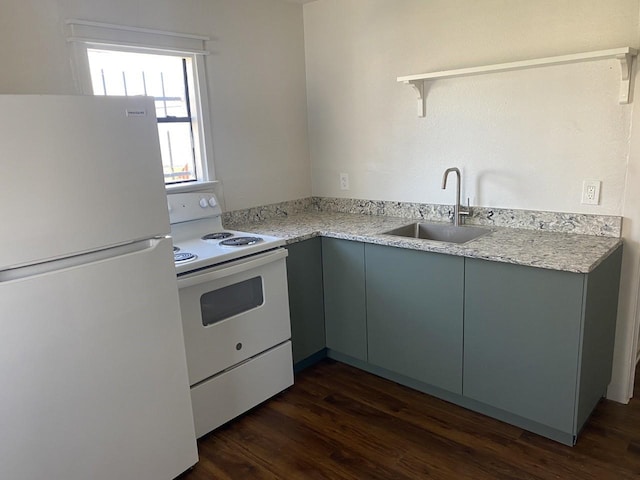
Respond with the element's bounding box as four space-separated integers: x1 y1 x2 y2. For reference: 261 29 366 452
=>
383 222 491 244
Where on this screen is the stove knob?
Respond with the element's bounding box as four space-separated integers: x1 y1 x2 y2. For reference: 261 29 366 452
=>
208 197 217 207
199 198 208 208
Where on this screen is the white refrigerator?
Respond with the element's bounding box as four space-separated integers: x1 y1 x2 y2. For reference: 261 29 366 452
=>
0 95 198 479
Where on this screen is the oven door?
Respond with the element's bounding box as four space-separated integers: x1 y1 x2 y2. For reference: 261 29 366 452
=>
177 248 291 386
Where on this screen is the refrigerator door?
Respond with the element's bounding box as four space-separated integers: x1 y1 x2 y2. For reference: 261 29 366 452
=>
0 95 170 270
0 237 198 480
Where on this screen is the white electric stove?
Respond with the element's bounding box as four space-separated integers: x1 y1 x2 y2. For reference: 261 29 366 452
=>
168 191 293 438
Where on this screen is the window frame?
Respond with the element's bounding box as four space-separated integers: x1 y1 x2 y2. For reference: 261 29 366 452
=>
66 19 214 186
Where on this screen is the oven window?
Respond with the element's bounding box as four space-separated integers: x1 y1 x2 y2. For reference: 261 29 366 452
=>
200 277 264 326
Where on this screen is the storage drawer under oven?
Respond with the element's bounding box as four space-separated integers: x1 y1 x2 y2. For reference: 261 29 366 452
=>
190 341 293 438
177 248 291 386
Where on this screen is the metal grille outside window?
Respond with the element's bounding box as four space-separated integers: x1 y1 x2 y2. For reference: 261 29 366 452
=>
87 49 197 184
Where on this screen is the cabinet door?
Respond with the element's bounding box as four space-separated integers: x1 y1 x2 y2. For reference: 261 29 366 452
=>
286 238 326 364
322 238 367 361
366 244 464 394
464 258 584 433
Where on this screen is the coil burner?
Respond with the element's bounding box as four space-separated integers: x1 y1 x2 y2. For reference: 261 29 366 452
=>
201 232 234 241
174 252 197 263
219 237 264 247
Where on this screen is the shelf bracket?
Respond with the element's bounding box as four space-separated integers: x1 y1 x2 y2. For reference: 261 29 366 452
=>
617 52 634 104
407 80 426 117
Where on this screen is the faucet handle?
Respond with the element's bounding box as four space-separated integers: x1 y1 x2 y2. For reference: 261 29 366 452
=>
459 197 471 216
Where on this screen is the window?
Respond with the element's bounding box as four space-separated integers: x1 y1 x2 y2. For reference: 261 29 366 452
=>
87 49 197 183
67 19 213 185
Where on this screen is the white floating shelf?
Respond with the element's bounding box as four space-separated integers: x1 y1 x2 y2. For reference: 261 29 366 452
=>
398 47 638 117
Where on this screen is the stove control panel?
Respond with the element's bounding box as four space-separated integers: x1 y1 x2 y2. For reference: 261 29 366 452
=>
168 191 223 225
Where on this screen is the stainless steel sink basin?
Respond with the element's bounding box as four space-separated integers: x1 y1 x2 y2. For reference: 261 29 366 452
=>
384 222 490 244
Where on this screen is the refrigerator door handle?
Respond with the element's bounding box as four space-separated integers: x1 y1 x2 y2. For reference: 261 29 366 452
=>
0 238 164 283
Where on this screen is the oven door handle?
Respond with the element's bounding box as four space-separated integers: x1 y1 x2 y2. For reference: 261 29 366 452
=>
177 248 288 289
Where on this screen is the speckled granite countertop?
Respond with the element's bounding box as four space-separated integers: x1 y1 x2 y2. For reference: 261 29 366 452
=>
227 211 622 274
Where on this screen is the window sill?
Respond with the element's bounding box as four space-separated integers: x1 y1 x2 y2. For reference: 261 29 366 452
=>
165 180 218 194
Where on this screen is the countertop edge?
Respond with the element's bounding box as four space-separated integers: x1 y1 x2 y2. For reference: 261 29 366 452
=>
229 212 622 274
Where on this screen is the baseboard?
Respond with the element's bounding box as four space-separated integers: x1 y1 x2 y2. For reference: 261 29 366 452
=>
293 349 327 373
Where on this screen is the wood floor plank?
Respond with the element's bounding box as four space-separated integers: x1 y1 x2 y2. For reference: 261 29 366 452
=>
308 361 636 480
221 403 382 479
301 364 596 480
195 429 282 480
182 360 640 479
308 360 524 442
278 382 527 480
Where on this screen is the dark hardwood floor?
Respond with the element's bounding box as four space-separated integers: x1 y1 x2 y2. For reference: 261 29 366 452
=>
182 359 640 479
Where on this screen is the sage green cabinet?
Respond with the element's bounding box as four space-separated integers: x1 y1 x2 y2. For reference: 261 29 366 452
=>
365 244 464 394
289 232 622 445
463 246 622 442
322 238 367 361
285 238 326 364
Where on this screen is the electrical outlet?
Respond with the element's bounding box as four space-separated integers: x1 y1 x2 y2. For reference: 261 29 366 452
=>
340 173 350 190
581 180 601 205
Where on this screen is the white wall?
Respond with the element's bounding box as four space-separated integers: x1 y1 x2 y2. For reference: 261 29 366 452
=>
304 0 637 214
303 0 640 401
0 0 312 212
615 19 640 400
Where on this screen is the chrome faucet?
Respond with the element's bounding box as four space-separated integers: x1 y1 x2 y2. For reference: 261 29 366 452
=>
441 167 470 226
